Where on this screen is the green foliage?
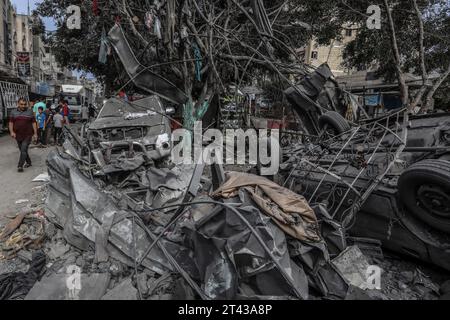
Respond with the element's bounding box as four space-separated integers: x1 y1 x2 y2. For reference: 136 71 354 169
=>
36 0 320 97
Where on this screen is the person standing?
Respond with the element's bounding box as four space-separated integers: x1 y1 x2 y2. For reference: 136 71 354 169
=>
60 99 70 124
53 108 64 146
36 107 47 146
44 107 54 145
8 98 38 172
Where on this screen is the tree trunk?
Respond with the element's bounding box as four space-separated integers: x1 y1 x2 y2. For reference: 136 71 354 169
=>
422 64 450 111
383 0 409 108
410 0 428 110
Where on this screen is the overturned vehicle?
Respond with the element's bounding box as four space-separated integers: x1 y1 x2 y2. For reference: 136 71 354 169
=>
282 68 450 271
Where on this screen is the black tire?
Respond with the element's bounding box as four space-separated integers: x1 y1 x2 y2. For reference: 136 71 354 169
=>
318 111 351 136
398 159 450 233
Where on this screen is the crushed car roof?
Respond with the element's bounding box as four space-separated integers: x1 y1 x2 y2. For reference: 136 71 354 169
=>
90 96 167 130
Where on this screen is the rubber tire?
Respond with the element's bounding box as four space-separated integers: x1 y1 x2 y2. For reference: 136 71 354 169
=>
318 111 351 135
398 159 450 233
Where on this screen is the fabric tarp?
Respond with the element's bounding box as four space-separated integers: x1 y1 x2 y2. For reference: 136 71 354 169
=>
212 172 321 242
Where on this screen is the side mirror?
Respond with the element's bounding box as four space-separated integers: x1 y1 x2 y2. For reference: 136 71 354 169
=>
165 107 176 115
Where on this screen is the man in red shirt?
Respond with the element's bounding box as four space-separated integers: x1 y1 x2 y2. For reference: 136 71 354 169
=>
9 98 38 172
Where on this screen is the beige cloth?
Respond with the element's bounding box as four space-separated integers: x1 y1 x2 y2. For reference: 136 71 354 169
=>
212 172 321 242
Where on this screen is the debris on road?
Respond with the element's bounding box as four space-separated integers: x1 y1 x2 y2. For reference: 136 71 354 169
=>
0 210 46 260
32 173 50 183
332 246 373 290
0 251 46 300
15 199 29 205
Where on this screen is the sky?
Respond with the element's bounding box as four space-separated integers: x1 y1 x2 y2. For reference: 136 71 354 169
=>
11 0 56 31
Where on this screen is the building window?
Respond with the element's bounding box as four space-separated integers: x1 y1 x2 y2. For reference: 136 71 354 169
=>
311 51 318 60
345 29 353 37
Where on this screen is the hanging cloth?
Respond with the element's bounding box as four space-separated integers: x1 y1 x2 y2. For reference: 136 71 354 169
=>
154 16 162 40
193 43 202 82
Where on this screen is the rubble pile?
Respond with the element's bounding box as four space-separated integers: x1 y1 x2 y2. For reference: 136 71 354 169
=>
0 142 446 300
40 142 353 300
0 67 449 300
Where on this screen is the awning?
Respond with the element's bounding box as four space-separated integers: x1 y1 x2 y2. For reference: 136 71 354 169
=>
0 70 27 85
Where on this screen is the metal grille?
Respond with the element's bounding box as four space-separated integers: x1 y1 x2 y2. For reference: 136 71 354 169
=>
0 81 29 111
281 109 408 230
0 81 29 131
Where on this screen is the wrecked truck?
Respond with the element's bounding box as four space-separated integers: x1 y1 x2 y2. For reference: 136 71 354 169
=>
279 108 450 271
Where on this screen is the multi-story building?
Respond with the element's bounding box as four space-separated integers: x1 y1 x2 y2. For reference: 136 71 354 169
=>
301 27 357 77
0 0 16 76
13 12 33 81
41 44 75 95
4 3 74 97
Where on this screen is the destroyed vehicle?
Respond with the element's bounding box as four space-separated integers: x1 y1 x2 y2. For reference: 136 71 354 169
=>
45 143 354 300
86 96 173 170
280 110 450 271
284 63 351 136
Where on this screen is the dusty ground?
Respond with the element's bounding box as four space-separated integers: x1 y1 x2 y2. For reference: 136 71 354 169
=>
0 133 52 224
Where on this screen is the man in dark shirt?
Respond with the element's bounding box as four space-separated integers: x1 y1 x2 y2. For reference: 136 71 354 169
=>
8 98 38 172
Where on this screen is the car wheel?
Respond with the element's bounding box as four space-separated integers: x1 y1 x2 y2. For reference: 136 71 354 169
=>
398 159 450 233
318 111 351 136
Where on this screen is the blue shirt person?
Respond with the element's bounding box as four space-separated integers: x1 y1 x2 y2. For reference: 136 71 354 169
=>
33 100 47 114
36 107 47 146
36 107 47 129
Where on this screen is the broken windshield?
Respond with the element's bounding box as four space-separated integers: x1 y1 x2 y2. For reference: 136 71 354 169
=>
98 96 164 119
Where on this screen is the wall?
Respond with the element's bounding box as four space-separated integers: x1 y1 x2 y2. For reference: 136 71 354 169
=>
303 27 357 76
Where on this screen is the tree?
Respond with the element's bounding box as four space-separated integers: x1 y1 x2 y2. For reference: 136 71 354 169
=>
280 0 450 111
37 0 321 126
302 0 450 111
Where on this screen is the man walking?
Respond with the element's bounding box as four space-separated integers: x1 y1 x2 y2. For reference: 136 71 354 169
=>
8 98 38 172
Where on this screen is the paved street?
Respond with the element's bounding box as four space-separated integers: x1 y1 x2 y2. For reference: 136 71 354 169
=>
0 133 52 223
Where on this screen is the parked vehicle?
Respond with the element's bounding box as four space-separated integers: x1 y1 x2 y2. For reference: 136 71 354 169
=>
60 85 94 121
